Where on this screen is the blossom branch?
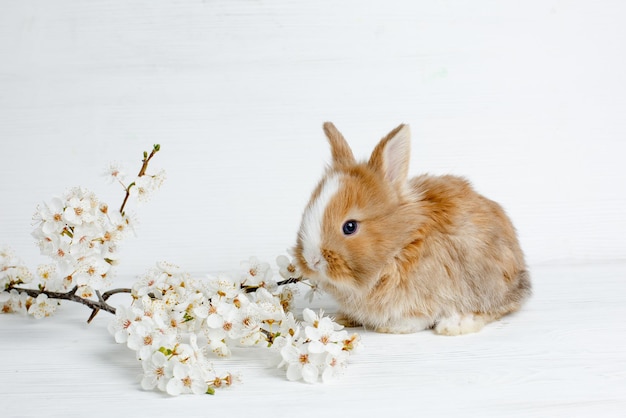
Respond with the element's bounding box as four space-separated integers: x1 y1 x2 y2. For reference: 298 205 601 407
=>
86 288 133 323
119 144 161 215
7 284 131 323
8 272 298 325
9 274 300 324
243 277 302 293
0 140 362 394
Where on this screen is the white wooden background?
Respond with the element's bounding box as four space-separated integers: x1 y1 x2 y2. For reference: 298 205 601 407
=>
1 1 625 417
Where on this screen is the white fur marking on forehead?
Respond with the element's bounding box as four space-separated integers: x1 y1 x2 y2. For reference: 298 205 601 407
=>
300 174 341 256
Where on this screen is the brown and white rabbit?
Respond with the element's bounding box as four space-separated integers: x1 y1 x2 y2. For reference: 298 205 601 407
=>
292 122 531 335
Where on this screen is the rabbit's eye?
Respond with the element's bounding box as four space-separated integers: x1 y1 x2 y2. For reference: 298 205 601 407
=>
342 220 358 235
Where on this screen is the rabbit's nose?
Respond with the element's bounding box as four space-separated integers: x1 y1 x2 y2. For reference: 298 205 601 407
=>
306 254 322 271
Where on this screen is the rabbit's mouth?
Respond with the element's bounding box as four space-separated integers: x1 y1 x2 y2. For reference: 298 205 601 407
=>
292 246 326 281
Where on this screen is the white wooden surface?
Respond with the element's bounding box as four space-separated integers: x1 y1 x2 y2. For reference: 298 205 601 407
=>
1 263 625 417
1 1 626 416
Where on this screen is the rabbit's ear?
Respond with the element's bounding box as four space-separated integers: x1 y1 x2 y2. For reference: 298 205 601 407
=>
368 124 411 190
323 122 355 168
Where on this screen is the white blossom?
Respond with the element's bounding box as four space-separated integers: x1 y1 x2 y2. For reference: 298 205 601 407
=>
151 169 167 189
7 176 362 395
74 256 111 290
27 293 57 319
141 350 172 391
0 248 33 289
205 272 240 300
321 351 350 383
166 361 209 396
103 161 127 185
130 175 161 203
206 298 246 340
2 148 179 396
108 305 142 344
253 287 286 322
127 319 176 361
276 254 302 280
101 256 360 393
303 280 323 303
1 289 29 314
240 256 273 288
63 192 97 226
32 198 66 235
281 343 320 384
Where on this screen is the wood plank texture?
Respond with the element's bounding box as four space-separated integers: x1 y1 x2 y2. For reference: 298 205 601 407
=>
1 0 625 275
1 263 625 417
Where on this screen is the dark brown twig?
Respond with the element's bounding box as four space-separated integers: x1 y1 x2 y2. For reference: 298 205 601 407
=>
9 285 132 323
86 288 133 323
242 277 302 293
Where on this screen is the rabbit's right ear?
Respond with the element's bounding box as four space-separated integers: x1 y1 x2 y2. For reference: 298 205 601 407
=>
323 122 355 168
368 124 411 193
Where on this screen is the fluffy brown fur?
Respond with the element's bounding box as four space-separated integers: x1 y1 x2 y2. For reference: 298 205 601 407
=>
293 122 531 335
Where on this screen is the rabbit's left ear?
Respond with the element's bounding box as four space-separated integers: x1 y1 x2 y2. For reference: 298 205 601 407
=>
323 122 356 169
368 124 411 190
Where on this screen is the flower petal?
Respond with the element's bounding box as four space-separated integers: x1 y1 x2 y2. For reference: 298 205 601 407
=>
301 363 319 384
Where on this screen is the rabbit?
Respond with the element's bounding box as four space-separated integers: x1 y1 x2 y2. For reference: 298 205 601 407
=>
292 122 531 335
